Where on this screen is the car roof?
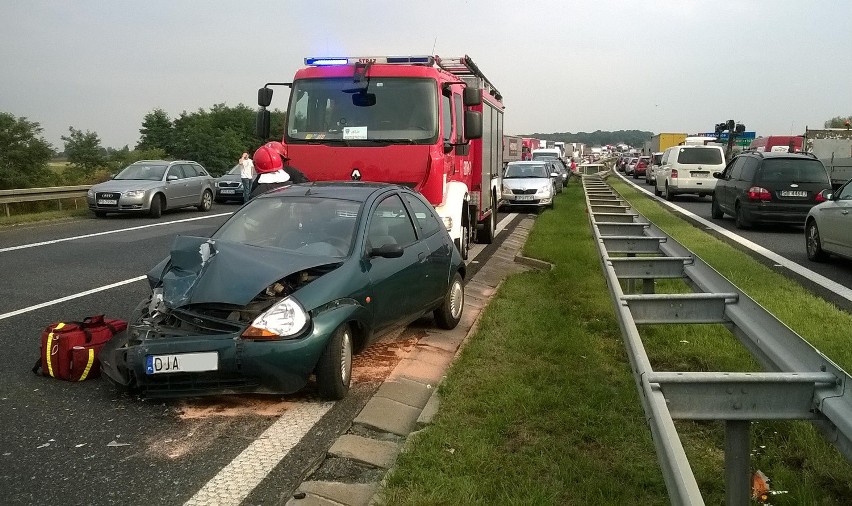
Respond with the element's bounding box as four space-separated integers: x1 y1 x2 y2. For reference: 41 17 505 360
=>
256 181 400 202
742 151 818 160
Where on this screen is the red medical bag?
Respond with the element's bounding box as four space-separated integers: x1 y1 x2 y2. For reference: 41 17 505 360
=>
32 315 128 381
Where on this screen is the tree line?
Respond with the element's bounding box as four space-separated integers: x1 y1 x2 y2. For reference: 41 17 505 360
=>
0 105 284 191
524 130 655 149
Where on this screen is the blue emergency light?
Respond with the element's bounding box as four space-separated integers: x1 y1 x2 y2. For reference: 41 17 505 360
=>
305 56 434 66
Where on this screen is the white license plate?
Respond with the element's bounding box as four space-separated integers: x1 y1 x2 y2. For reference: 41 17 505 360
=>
690 171 709 177
781 190 807 197
146 352 218 374
97 199 118 205
515 195 534 201
220 189 235 194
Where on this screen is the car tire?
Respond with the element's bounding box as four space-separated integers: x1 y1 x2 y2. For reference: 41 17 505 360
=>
456 223 470 260
806 220 829 262
94 211 107 218
197 190 213 212
653 183 661 197
734 202 750 229
316 323 353 400
149 194 164 218
710 195 724 219
434 272 464 330
476 207 496 244
664 183 674 201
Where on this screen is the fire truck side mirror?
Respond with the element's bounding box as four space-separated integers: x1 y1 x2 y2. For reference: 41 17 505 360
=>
463 88 481 106
256 108 271 139
464 110 482 139
258 87 273 107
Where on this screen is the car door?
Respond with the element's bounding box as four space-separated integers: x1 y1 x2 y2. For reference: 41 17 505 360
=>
717 157 743 213
364 193 426 332
181 164 205 205
820 182 852 256
164 164 188 206
402 191 451 308
656 148 672 192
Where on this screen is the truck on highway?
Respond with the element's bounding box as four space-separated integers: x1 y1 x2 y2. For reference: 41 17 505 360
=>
748 135 803 153
522 138 541 160
504 135 523 164
255 55 505 259
650 132 687 153
803 128 852 189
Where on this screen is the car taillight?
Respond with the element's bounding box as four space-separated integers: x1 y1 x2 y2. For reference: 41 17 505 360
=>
637 162 647 168
747 186 772 201
815 191 828 203
671 169 678 179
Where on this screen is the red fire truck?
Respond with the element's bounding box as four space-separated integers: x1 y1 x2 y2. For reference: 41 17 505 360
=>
255 55 505 259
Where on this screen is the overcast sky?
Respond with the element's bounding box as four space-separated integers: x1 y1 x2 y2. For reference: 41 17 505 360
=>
1 1 850 150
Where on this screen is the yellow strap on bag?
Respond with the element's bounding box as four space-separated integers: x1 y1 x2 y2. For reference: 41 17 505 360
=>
77 348 95 382
45 322 66 378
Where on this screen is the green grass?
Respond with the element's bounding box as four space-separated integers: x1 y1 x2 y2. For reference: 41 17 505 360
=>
0 204 90 228
378 182 852 505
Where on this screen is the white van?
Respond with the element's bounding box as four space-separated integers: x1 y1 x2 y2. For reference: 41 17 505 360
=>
654 145 726 200
531 148 563 161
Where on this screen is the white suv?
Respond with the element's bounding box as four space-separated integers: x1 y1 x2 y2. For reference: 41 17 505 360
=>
654 145 726 200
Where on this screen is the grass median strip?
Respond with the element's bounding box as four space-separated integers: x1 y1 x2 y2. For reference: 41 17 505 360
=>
379 182 852 504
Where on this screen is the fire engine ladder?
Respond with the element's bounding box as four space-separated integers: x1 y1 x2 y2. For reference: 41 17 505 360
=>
435 55 502 100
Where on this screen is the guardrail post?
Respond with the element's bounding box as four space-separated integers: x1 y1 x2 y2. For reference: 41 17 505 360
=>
4 203 8 218
724 420 751 506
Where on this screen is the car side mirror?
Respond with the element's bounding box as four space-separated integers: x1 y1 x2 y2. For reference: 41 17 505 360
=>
167 175 179 181
258 87 273 107
713 172 723 179
370 243 404 258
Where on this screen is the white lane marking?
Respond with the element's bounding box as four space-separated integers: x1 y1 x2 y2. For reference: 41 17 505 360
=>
618 173 852 303
185 401 334 506
0 212 233 254
0 276 147 321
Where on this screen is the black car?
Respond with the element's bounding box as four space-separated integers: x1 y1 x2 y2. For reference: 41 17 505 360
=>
215 165 245 203
711 152 832 228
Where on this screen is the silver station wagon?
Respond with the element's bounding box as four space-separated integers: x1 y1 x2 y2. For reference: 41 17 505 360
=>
87 160 215 218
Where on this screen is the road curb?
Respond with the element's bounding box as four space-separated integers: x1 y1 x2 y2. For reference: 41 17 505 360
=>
285 218 536 506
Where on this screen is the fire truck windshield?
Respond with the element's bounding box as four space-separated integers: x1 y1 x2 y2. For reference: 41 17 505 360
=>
286 78 438 144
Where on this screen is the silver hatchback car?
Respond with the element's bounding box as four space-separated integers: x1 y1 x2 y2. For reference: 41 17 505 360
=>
87 160 215 218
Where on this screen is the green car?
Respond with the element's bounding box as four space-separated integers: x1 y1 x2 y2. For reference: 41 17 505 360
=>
101 182 466 399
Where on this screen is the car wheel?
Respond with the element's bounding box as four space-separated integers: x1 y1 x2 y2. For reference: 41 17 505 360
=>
316 323 353 400
653 182 661 197
434 272 464 330
806 220 828 262
456 223 470 260
476 207 496 244
734 202 750 229
710 195 724 219
94 211 106 218
149 194 164 218
197 190 213 212
664 183 673 201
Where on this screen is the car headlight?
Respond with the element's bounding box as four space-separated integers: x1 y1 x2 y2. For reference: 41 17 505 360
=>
87 189 95 198
124 190 146 198
536 186 552 196
502 185 512 195
242 296 309 340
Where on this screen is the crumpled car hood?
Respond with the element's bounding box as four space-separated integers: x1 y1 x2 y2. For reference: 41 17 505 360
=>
149 236 341 308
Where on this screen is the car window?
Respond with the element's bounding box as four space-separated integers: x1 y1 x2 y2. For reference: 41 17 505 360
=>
653 154 663 165
757 159 829 184
182 164 199 177
442 93 452 142
403 193 441 238
368 194 417 249
677 147 723 164
740 157 759 181
115 163 167 181
728 157 746 180
838 183 852 200
505 163 547 178
167 165 186 179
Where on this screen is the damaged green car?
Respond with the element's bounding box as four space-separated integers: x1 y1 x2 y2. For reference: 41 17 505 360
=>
101 182 466 399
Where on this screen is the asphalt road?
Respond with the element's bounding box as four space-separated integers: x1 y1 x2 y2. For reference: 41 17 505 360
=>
622 172 852 310
0 203 520 505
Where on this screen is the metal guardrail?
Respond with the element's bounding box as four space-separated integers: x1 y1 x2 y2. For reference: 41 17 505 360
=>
0 185 92 216
583 174 852 505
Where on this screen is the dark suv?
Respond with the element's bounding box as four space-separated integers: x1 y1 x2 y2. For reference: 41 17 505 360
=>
711 152 831 228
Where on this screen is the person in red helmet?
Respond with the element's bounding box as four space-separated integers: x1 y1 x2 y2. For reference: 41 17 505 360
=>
249 142 309 199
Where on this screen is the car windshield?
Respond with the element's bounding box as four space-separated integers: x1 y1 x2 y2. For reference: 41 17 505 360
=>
286 77 438 143
504 164 549 178
758 159 830 184
228 166 241 176
212 196 362 258
677 148 722 164
114 164 167 181
531 153 558 161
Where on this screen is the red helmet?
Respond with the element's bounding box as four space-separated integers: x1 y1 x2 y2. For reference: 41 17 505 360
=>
263 141 289 160
252 145 283 174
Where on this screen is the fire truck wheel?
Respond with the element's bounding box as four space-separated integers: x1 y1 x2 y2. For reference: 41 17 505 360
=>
476 210 496 244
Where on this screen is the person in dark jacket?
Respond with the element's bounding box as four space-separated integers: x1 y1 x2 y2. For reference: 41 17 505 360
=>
249 142 309 199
